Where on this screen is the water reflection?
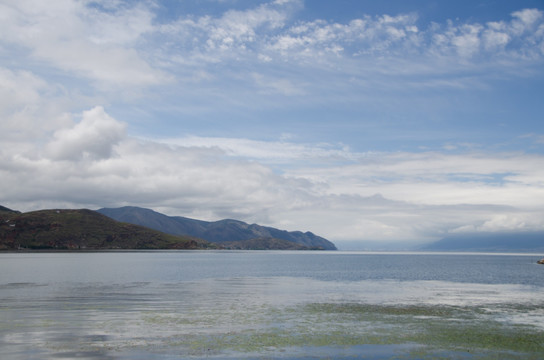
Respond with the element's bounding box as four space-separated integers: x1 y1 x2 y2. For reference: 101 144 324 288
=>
1 252 543 359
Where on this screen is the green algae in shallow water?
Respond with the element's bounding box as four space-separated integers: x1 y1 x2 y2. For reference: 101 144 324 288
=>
166 303 543 357
11 299 542 359
300 303 544 356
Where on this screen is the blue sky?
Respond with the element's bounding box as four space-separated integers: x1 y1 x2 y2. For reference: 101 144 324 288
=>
1 0 543 249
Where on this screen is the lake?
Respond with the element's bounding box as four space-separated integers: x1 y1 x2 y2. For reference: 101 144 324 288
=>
1 251 543 359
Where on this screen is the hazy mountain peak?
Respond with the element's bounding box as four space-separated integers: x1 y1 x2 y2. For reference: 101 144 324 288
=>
98 206 336 250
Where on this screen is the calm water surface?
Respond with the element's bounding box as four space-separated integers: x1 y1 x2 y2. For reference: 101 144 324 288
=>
1 251 543 359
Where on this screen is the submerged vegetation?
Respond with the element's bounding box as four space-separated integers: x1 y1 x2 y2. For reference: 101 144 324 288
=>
298 303 544 355
2 252 543 359
186 303 541 358
60 298 542 359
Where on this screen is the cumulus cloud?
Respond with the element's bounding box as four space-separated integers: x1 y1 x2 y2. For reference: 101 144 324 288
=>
46 106 126 161
1 1 543 247
2 103 544 245
1 115 310 225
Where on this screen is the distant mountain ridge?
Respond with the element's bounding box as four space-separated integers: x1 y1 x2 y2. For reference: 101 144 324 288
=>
420 232 544 252
221 237 322 250
97 206 337 250
0 207 208 250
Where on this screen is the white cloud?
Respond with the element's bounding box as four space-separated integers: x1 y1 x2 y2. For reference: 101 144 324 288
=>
46 106 126 161
285 151 544 205
0 68 48 139
206 3 288 50
1 1 543 247
0 0 166 88
511 8 543 34
484 31 510 51
157 135 354 163
451 213 544 233
0 67 74 145
266 13 421 60
153 2 544 66
2 1 542 96
2 107 544 244
149 3 544 101
251 72 305 95
451 24 483 57
159 0 294 58
429 8 544 60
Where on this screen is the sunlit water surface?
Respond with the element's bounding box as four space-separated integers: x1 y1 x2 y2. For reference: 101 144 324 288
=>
1 251 543 359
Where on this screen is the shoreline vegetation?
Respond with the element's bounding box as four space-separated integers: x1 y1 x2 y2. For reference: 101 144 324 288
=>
0 205 334 251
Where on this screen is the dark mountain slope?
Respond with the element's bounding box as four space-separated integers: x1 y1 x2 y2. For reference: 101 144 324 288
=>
0 208 208 250
0 205 20 214
98 206 209 236
98 206 336 250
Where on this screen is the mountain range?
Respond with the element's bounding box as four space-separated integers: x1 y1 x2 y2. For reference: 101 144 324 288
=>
97 206 337 250
0 205 336 250
3 203 542 252
0 206 206 250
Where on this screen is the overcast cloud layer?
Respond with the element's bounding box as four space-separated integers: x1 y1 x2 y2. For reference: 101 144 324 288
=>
1 0 543 248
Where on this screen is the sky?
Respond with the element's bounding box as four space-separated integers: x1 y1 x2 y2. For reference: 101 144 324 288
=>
1 0 543 249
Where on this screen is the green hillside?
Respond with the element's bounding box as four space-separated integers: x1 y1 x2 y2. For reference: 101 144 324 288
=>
0 207 209 250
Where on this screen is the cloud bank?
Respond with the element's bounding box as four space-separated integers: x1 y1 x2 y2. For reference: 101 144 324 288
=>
1 1 544 247
2 107 543 246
